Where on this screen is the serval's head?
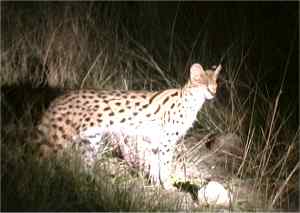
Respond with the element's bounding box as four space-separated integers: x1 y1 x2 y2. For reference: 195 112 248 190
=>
187 63 222 100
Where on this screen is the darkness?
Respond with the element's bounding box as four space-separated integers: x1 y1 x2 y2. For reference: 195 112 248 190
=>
1 2 299 125
116 2 299 126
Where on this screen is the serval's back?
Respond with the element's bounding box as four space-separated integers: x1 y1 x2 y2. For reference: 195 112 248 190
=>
36 63 222 189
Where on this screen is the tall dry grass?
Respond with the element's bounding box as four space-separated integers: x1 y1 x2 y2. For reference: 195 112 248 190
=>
1 2 298 211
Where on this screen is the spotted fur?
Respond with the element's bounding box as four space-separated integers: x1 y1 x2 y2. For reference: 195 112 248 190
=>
36 63 222 189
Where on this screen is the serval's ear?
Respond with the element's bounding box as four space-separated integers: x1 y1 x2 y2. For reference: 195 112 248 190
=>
190 63 206 84
214 64 222 78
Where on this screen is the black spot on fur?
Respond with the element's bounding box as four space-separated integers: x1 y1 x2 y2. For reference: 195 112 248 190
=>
154 106 160 114
171 92 178 97
162 97 169 104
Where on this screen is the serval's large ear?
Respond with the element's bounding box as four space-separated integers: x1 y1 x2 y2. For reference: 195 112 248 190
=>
214 64 222 78
190 63 206 84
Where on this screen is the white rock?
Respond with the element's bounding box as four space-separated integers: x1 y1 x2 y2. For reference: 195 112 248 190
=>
198 181 232 207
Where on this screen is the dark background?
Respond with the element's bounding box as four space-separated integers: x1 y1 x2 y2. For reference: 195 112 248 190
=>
2 2 299 126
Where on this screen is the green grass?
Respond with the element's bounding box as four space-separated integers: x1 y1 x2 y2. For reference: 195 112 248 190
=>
1 2 299 211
